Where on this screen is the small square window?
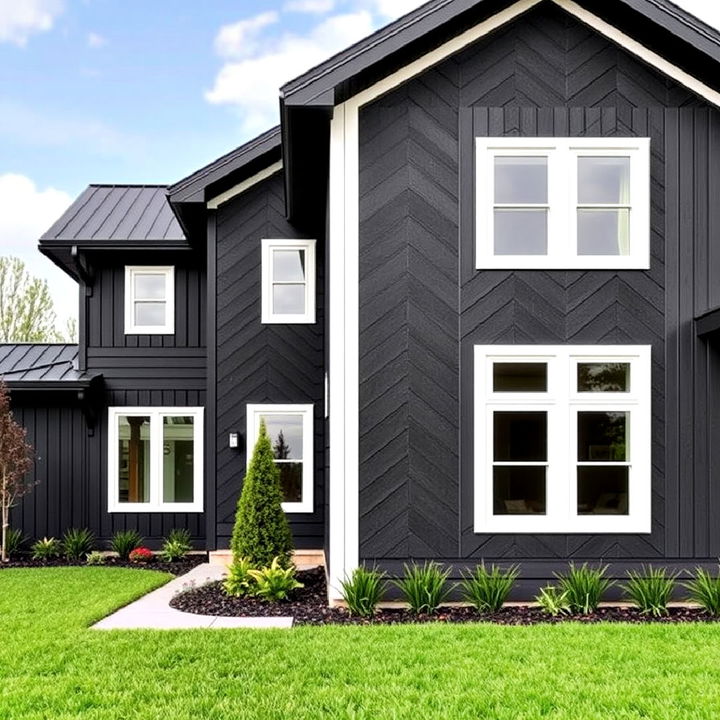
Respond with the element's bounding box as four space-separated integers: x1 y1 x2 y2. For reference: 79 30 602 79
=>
125 266 174 334
262 240 316 324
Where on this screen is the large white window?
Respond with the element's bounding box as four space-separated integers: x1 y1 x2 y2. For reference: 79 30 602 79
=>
247 404 314 513
124 266 174 334
474 346 651 534
108 407 204 513
476 138 650 270
261 239 316 324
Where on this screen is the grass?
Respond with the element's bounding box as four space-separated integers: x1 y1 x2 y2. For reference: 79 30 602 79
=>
2 569 720 719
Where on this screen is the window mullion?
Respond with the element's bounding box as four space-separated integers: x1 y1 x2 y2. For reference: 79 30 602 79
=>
151 412 163 509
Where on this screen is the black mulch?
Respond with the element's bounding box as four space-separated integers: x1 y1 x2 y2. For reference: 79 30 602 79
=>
169 567 720 626
0 553 208 577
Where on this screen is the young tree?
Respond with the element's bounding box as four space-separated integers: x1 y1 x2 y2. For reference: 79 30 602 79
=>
0 381 34 562
231 419 293 568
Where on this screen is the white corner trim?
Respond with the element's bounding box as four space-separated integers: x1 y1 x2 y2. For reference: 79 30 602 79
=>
207 161 283 210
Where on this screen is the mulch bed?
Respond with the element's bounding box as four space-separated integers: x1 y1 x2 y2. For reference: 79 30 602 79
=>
169 567 720 626
0 553 207 577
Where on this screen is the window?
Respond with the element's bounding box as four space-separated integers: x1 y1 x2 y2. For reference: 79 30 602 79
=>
247 404 313 513
108 407 204 513
476 138 650 270
261 240 316 324
124 266 174 334
474 346 651 534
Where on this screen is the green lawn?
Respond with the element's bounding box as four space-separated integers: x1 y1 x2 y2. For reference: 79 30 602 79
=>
2 568 720 719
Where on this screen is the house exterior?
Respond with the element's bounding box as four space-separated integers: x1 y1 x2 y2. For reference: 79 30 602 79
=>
7 0 720 600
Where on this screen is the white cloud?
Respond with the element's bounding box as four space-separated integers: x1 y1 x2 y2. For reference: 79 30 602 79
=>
284 0 335 13
0 174 76 326
206 11 375 135
0 0 63 46
87 31 106 49
214 11 279 59
675 1 720 30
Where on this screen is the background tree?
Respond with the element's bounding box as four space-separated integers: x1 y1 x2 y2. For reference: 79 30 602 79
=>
231 420 293 567
0 256 72 342
0 381 34 562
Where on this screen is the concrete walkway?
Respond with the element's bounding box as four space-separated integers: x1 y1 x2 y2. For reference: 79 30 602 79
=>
92 563 293 630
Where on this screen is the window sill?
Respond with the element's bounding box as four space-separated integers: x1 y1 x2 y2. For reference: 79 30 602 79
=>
108 503 204 514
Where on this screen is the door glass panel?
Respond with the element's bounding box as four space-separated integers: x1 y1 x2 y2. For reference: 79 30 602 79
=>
134 302 166 327
493 363 547 392
133 273 166 300
272 284 306 315
117 415 151 504
494 412 547 462
577 412 628 462
493 466 546 515
278 463 303 503
273 249 306 282
577 209 630 255
578 157 630 204
494 209 548 255
577 466 629 515
162 416 194 503
578 363 630 393
261 414 304 461
494 156 548 204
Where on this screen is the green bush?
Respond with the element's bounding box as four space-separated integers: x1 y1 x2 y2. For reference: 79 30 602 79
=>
248 557 303 602
4 528 27 559
556 563 613 614
340 566 386 618
62 528 95 561
224 558 255 598
109 530 143 560
460 562 519 613
160 529 192 562
231 419 293 568
535 585 571 616
684 567 720 616
85 551 106 566
624 566 678 617
394 561 452 614
31 537 61 561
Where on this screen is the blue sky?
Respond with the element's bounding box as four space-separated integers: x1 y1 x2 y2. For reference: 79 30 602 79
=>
0 0 718 330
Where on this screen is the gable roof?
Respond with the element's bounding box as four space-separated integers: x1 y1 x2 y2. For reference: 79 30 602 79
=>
0 345 99 389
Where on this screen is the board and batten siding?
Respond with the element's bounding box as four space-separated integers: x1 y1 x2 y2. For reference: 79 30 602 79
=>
357 2 720 583
212 172 326 550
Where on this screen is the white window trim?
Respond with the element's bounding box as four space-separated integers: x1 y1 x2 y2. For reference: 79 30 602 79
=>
261 239 316 324
124 266 175 335
246 404 314 514
474 346 652 534
107 406 204 513
476 137 651 270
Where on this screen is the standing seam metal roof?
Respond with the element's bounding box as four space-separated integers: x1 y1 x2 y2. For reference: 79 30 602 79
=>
0 345 94 384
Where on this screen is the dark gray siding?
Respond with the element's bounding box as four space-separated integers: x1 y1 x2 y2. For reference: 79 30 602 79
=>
358 3 720 580
214 173 325 549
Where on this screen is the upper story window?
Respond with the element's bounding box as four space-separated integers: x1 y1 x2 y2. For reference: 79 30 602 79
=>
261 239 316 324
124 266 174 334
476 138 650 270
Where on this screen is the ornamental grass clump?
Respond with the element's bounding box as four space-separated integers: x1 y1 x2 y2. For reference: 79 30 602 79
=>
556 563 614 614
231 419 293 568
62 528 95 561
31 536 61 561
684 566 720 616
109 529 143 560
4 528 27 559
224 558 255 598
340 566 387 618
460 562 519 613
535 585 571 616
249 557 303 602
624 566 678 617
394 561 452 614
160 528 192 562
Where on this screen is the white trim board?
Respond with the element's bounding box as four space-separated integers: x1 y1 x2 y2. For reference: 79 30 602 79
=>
207 161 283 210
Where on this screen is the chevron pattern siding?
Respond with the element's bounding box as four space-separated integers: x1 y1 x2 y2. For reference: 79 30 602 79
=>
215 174 325 549
359 2 720 567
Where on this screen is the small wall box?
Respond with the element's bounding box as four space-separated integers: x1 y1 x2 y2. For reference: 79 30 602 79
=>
229 432 239 449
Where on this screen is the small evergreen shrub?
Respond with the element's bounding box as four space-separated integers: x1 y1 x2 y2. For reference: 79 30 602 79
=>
129 547 153 563
109 530 143 560
4 528 27 559
394 561 452 614
231 420 293 568
536 585 571 616
460 562 519 613
85 551 106 566
248 557 303 602
624 566 678 617
160 529 192 562
224 558 255 598
556 563 613 614
684 567 720 616
340 566 386 618
62 528 95 561
31 537 61 561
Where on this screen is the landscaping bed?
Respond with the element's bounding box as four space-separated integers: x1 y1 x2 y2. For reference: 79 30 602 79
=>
169 566 719 625
0 553 207 576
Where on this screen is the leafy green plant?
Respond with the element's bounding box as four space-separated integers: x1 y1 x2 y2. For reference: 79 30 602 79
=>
556 563 613 614
535 585 571 616
62 528 95 561
460 562 519 613
340 566 387 618
684 567 720 616
31 536 61 561
85 551 106 566
624 566 678 617
3 528 27 559
160 529 192 562
394 561 452 614
109 529 143 560
223 558 256 598
231 420 293 568
248 556 303 602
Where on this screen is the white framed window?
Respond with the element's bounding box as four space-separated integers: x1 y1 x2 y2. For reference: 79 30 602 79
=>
261 239 316 324
124 266 175 334
476 138 650 270
474 346 651 534
108 407 204 513
247 404 314 513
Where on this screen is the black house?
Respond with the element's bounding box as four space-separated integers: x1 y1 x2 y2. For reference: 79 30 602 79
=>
8 0 720 600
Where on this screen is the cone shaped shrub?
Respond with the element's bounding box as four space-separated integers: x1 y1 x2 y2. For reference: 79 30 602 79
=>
231 419 293 568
